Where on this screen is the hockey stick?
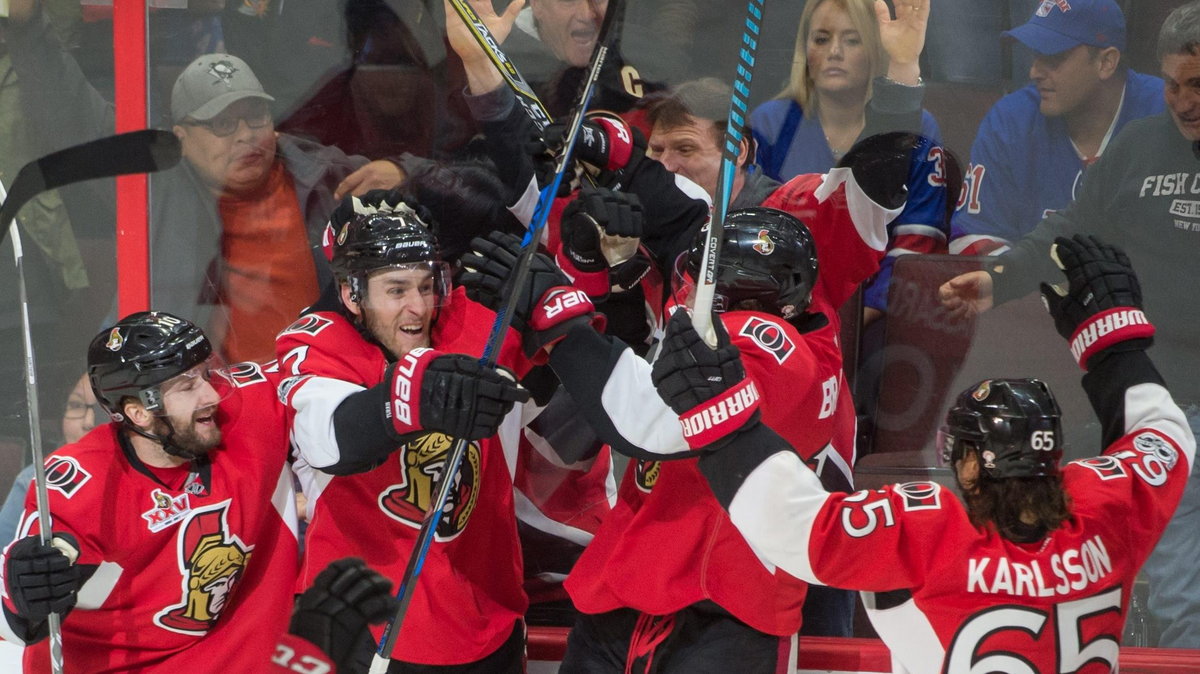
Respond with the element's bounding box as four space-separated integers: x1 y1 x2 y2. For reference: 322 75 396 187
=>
0 129 181 674
445 0 554 132
0 129 181 244
369 3 624 671
691 0 767 347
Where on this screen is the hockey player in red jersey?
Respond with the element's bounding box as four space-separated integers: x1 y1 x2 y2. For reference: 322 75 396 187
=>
274 196 587 670
651 234 1194 673
0 311 300 673
274 557 399 674
459 165 899 671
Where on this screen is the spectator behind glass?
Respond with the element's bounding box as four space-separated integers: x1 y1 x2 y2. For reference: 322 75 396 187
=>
474 0 668 120
0 374 104 545
750 0 950 327
275 0 478 160
939 0 1200 649
949 0 1164 256
6 0 408 363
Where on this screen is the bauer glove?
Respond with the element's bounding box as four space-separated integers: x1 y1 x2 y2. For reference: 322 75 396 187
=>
384 348 530 442
459 231 605 364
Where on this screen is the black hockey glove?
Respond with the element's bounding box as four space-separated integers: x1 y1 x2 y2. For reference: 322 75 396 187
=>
459 231 604 363
651 311 762 451
561 186 645 272
384 349 530 442
4 533 81 624
289 557 398 674
1039 234 1155 370
836 131 920 211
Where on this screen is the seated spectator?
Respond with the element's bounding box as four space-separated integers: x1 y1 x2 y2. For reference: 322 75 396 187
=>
0 373 103 545
6 0 407 363
751 0 950 326
949 0 1163 255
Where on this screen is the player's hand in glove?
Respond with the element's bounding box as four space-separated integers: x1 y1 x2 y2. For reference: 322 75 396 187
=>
543 114 637 174
651 311 762 451
385 348 530 441
288 557 398 674
528 114 642 192
4 533 81 625
837 131 921 210
1039 234 1155 369
459 231 606 364
559 186 648 297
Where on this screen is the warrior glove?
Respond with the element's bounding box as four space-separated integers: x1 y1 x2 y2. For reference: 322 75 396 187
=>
1040 234 1155 370
4 533 80 625
460 231 605 364
289 557 398 674
384 349 529 442
651 311 762 451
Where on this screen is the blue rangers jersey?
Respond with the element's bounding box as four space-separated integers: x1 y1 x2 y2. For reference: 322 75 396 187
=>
950 71 1163 255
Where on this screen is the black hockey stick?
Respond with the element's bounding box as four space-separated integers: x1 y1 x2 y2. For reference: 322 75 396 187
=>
692 0 767 347
0 128 181 674
369 2 624 670
0 129 181 242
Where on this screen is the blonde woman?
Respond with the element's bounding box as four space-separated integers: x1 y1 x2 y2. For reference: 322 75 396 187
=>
751 0 949 326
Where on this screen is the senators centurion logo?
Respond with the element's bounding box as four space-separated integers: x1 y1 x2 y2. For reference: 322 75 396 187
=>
378 432 481 541
155 501 253 635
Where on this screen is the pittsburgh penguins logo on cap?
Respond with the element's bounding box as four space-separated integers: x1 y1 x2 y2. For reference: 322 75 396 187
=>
207 61 239 87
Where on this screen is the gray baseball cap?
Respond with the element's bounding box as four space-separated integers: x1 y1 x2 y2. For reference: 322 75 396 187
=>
171 54 275 123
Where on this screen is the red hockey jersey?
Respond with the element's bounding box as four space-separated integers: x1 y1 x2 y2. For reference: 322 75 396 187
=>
710 354 1195 672
1 362 299 673
557 169 895 635
276 288 537 665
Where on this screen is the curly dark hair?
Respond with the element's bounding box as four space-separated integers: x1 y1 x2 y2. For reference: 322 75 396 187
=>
962 465 1072 542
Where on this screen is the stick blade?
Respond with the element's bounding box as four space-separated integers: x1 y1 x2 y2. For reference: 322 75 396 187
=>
0 129 181 227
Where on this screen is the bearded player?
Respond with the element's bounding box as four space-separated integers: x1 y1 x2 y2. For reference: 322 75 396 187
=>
650 234 1193 672
0 311 299 672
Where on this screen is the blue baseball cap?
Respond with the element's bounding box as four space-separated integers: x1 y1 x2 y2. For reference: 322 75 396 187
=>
1003 0 1126 55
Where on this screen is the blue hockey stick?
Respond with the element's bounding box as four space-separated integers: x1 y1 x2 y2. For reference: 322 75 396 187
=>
369 2 623 670
691 0 767 347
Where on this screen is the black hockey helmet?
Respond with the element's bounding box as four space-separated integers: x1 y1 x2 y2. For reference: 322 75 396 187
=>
673 207 819 319
87 311 214 421
939 378 1063 479
329 206 450 305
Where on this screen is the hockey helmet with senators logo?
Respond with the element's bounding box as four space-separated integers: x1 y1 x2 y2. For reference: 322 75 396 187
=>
673 207 818 319
329 205 451 305
87 311 224 422
939 378 1063 479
